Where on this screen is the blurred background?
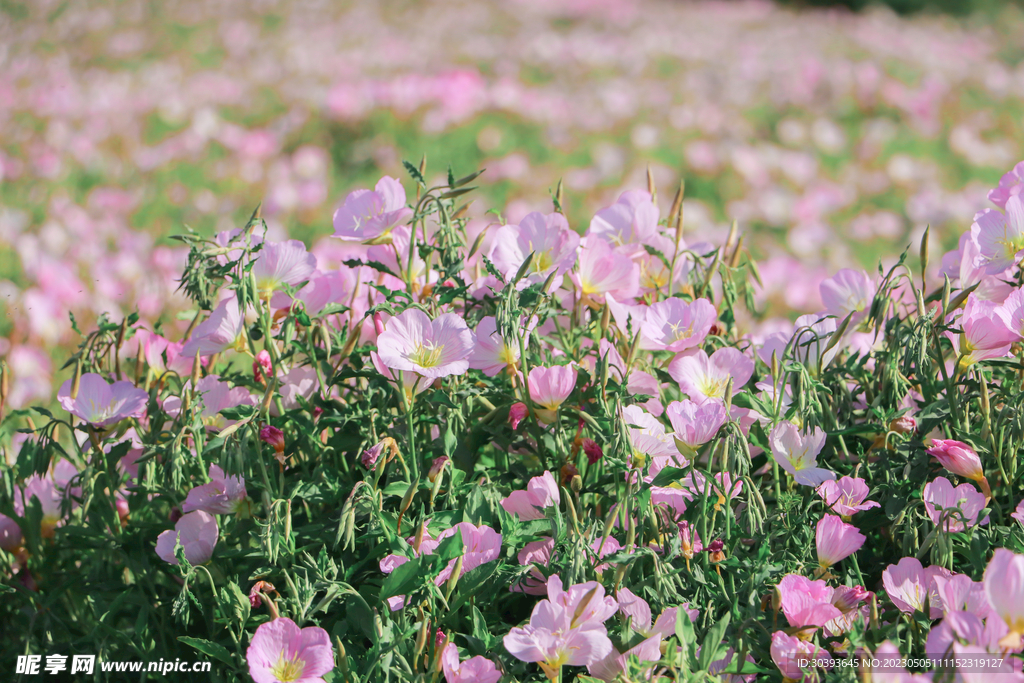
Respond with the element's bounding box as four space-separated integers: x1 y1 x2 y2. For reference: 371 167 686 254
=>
1 0 1023 409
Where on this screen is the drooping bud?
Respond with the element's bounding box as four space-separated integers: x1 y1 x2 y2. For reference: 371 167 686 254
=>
373 311 386 337
361 440 385 469
509 402 528 430
248 580 276 609
582 438 603 465
259 425 285 456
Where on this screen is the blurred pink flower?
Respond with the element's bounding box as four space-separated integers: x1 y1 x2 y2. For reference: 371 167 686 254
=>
0 513 22 551
332 176 412 243
641 297 717 353
983 549 1024 649
501 471 560 521
182 464 248 516
922 477 988 532
989 161 1024 209
163 375 257 431
588 190 669 256
376 309 474 379
155 510 218 565
769 422 834 487
668 347 753 404
973 195 1024 274
181 296 245 358
816 476 880 518
252 240 317 296
819 268 875 322
1012 500 1024 527
815 515 865 569
57 373 148 428
246 617 334 683
488 211 579 291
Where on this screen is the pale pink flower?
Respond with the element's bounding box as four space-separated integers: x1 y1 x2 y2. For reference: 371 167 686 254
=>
376 309 474 379
770 630 830 681
501 471 560 521
815 515 865 568
615 587 693 640
926 439 985 482
769 422 835 487
790 314 840 373
995 286 1024 339
988 161 1024 209
668 347 753 404
983 549 1024 649
1012 500 1024 527
57 373 148 428
182 464 248 515
588 190 669 255
468 316 521 376
973 195 1024 273
527 365 577 424
155 510 218 565
664 399 727 455
503 575 616 678
641 297 717 352
433 522 502 585
882 557 951 618
273 365 320 414
776 574 841 629
513 538 555 595
587 634 662 682
440 642 501 683
932 573 992 619
922 477 989 532
488 211 579 291
181 296 245 358
246 617 334 683
816 477 880 517
946 294 1018 368
332 176 412 242
252 240 317 296
819 269 875 322
163 375 257 431
570 237 640 305
17 475 67 537
370 350 428 402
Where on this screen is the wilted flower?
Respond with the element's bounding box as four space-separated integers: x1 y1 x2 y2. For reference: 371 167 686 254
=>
253 350 273 384
582 438 603 465
248 581 276 609
155 510 218 565
57 373 148 428
509 402 528 430
260 425 286 456
246 617 334 683
427 455 448 483
888 414 917 434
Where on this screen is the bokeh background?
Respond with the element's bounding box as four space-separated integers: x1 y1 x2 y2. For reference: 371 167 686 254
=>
2 0 1024 411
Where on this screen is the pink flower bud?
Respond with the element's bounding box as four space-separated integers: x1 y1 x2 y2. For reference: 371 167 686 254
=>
509 402 528 430
312 406 323 423
428 456 449 483
926 439 984 481
361 440 385 468
889 415 917 435
259 425 285 454
249 580 275 609
373 311 386 337
582 438 603 465
253 350 273 384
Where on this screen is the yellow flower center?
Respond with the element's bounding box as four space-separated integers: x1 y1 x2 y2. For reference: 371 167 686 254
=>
670 321 696 342
409 342 445 368
697 376 728 399
269 655 305 682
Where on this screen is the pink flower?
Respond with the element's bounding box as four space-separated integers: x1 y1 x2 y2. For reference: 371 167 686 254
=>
945 294 1018 368
162 375 257 430
769 422 835 487
246 617 334 683
488 212 579 291
668 347 753 404
376 309 474 379
260 425 286 455
432 522 502 585
816 477 880 517
973 195 1024 273
440 642 501 683
19 475 67 538
815 515 865 569
503 575 617 678
995 286 1024 339
988 160 1024 209
588 190 668 255
776 574 841 630
253 350 273 383
641 298 717 353
587 634 662 682
615 587 692 639
570 237 640 305
1012 500 1024 527
819 269 876 322
468 316 521 376
182 464 248 516
252 240 317 296
527 365 577 424
57 373 148 428
155 510 219 565
983 549 1024 649
501 471 560 521
770 630 830 681
664 399 727 455
332 176 412 243
790 314 841 373
922 477 989 532
882 557 950 618
926 439 985 482
181 296 245 358
513 538 555 595
509 402 528 430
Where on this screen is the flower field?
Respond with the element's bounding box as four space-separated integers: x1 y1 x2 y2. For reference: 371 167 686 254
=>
4 0 1024 682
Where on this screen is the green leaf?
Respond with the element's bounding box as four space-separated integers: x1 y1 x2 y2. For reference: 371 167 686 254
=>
650 466 689 488
698 613 731 671
178 637 237 668
379 554 442 601
403 160 426 187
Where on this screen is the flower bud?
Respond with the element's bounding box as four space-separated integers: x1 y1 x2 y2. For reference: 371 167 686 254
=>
582 438 603 465
570 474 583 494
926 438 984 481
373 311 386 337
259 425 285 455
427 456 448 483
248 580 276 609
509 402 528 430
361 440 385 469
888 415 917 435
253 349 273 384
